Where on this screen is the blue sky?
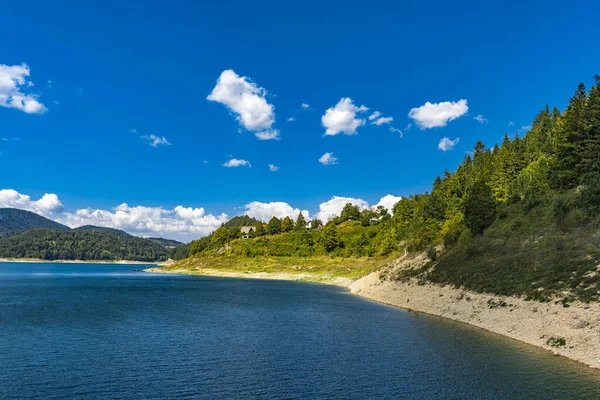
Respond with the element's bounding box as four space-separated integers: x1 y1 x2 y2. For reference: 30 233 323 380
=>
1 0 599 240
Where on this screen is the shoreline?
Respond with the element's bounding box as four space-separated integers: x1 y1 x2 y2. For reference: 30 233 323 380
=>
0 258 160 265
146 264 600 370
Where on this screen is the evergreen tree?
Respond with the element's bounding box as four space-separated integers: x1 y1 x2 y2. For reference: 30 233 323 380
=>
463 181 497 235
266 217 282 235
322 223 342 252
309 219 323 230
581 76 600 175
281 216 294 232
552 83 587 188
255 221 265 235
295 213 307 230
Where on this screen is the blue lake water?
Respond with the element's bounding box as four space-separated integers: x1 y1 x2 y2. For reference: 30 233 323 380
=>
1 262 600 399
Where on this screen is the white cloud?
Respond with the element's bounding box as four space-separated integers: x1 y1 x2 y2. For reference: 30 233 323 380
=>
408 99 468 129
474 114 488 124
368 111 393 126
0 189 63 217
207 69 278 140
404 123 412 131
301 103 310 109
374 194 402 211
223 158 251 168
286 117 295 122
243 201 308 222
142 134 171 147
0 63 47 114
438 137 460 152
389 127 403 137
508 121 515 127
254 129 280 140
318 152 338 165
315 196 369 222
372 116 393 125
0 189 228 240
129 128 137 133
368 111 381 121
268 164 280 172
322 98 368 135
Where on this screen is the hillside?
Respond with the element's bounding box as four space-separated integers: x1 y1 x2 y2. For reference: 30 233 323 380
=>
146 237 183 248
0 208 70 238
0 229 168 261
164 75 600 302
74 225 131 236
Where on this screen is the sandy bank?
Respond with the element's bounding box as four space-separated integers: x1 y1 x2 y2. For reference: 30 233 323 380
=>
350 253 600 369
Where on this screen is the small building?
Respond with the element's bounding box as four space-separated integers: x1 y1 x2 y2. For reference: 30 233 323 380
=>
240 226 255 239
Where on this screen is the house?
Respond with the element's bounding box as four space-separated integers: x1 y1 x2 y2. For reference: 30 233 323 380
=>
240 226 255 239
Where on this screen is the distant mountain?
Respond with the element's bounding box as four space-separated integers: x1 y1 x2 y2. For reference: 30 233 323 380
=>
0 208 70 238
0 228 168 261
145 237 183 248
74 225 131 236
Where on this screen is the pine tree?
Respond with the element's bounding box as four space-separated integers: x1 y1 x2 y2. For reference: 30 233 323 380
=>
255 220 265 235
322 223 342 252
552 83 587 188
463 181 497 235
295 213 307 230
281 216 294 232
581 76 600 176
266 217 281 235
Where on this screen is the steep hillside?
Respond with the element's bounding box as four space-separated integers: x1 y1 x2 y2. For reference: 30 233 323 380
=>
146 237 184 248
0 208 70 238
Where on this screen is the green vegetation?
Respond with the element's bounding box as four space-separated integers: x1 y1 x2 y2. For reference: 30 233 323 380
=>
0 229 168 261
0 208 69 238
73 225 130 236
547 337 567 348
172 75 600 299
145 237 184 248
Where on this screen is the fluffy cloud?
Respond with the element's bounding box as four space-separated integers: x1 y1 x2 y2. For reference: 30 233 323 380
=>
268 164 280 172
223 158 251 168
438 137 460 152
314 196 369 222
59 204 228 239
142 134 171 147
0 63 47 114
408 99 468 129
374 194 402 211
207 69 279 140
243 201 309 222
474 114 488 124
318 152 338 165
322 98 368 135
301 103 310 109
0 189 63 217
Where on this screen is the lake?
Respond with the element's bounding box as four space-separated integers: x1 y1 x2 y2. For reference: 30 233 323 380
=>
1 262 600 399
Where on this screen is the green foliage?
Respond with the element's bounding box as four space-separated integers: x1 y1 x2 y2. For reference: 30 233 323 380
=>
281 216 294 232
0 228 167 261
255 220 265 235
267 217 282 234
211 226 229 246
579 173 600 217
295 213 307 230
322 223 342 252
464 181 497 235
339 203 360 222
223 215 261 230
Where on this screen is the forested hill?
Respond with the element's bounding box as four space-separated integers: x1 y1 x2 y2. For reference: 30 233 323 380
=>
74 225 131 236
145 237 184 248
0 229 168 261
0 208 70 238
170 75 600 303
